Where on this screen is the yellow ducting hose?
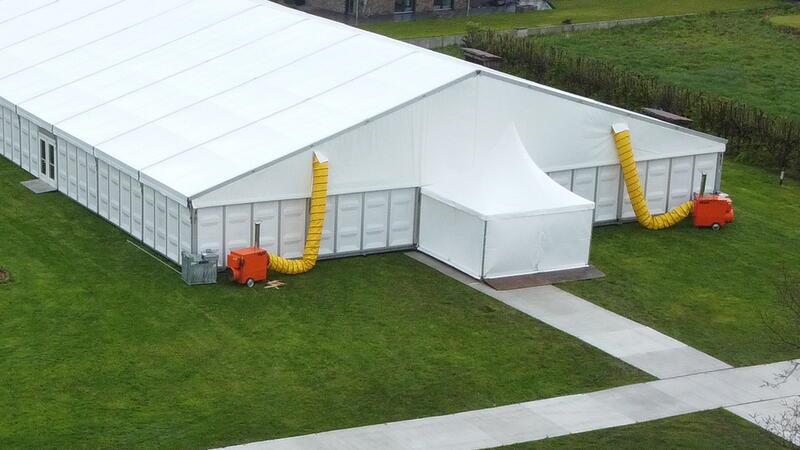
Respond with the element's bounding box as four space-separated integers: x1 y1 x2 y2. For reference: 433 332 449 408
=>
269 152 329 274
612 123 693 230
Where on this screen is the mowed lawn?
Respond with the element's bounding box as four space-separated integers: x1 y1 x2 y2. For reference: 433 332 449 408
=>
0 157 646 448
500 409 783 449
538 9 800 119
561 161 800 367
362 0 782 40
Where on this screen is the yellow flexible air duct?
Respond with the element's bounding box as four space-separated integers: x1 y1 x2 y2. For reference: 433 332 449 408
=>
269 152 329 274
612 123 693 230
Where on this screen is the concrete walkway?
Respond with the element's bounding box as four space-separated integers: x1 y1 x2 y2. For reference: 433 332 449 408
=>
223 361 800 450
407 252 732 379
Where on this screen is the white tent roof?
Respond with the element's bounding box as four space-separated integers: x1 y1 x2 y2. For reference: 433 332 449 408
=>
422 126 594 220
0 0 724 205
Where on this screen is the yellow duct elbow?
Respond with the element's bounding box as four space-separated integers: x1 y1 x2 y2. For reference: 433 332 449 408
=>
612 124 693 230
269 152 329 274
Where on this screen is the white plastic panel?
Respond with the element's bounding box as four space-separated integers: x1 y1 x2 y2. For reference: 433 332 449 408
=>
179 205 192 256
11 111 20 164
224 203 252 258
166 199 181 262
418 194 485 279
196 206 224 266
595 165 620 222
56 138 68 194
548 170 572 191
154 191 168 255
119 173 132 233
77 150 88 206
668 156 694 210
319 197 336 256
336 193 362 253
645 159 669 215
1 108 9 157
108 166 121 226
87 156 98 212
28 125 39 175
388 188 416 248
693 154 718 194
621 161 647 220
363 191 389 250
253 201 279 255
20 118 29 172
97 159 109 218
131 179 143 240
280 199 306 258
67 143 78 200
142 185 156 247
572 168 596 203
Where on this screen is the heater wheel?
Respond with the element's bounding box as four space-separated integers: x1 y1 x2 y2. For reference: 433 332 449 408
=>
246 278 255 288
711 223 721 231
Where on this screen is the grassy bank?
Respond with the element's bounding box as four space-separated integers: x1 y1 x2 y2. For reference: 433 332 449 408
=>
0 157 646 447
537 9 800 120
362 0 782 40
561 161 800 367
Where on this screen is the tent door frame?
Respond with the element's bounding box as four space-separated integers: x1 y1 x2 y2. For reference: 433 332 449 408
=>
38 135 57 187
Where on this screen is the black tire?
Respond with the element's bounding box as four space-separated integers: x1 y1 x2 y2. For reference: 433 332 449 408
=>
711 223 721 231
246 278 255 288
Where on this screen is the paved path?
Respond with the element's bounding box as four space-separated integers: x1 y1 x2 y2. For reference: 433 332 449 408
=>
407 252 731 379
223 361 800 450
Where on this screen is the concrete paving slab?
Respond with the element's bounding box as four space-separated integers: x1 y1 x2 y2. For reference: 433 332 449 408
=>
587 383 695 422
526 393 635 434
621 346 732 379
586 326 686 359
462 404 568 446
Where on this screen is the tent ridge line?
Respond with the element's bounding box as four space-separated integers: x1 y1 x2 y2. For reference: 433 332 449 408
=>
185 70 480 202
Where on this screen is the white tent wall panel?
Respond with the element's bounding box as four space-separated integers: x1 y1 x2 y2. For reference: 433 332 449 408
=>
56 138 68 194
319 197 336 256
549 170 572 191
154 191 168 255
98 160 110 219
67 143 78 200
645 159 669 215
77 150 88 206
109 166 121 226
87 155 98 212
224 203 252 260
131 180 144 240
336 193 363 254
253 202 280 255
120 173 132 233
166 199 181 262
11 109 20 165
388 188 416 248
20 118 29 173
363 191 390 250
280 199 307 259
179 205 192 257
594 165 621 222
27 121 39 176
142 185 156 248
668 156 694 210
693 153 719 194
196 206 224 262
418 194 485 279
572 168 597 206
1 107 10 158
483 210 593 279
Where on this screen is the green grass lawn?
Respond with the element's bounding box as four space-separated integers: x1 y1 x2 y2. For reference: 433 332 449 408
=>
561 161 800 367
500 409 784 449
537 9 800 119
769 13 800 30
0 157 646 447
362 0 782 39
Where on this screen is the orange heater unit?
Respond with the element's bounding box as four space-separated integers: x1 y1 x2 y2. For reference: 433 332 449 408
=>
693 173 734 230
226 222 269 287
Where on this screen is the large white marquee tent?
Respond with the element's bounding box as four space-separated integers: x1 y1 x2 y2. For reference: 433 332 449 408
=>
0 0 726 280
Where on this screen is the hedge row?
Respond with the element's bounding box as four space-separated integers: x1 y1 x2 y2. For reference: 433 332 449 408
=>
463 26 800 174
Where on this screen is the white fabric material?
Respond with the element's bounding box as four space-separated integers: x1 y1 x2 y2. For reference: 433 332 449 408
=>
0 0 724 206
419 127 594 279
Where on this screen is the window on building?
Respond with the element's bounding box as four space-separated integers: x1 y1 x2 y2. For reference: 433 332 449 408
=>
394 0 414 13
433 0 452 9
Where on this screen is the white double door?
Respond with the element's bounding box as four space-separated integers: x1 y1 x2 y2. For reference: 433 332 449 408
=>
38 135 56 187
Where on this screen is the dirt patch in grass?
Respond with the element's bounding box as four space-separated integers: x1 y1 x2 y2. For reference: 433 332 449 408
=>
0 268 9 283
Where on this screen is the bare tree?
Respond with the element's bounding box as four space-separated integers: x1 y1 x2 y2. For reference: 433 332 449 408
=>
757 273 800 447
